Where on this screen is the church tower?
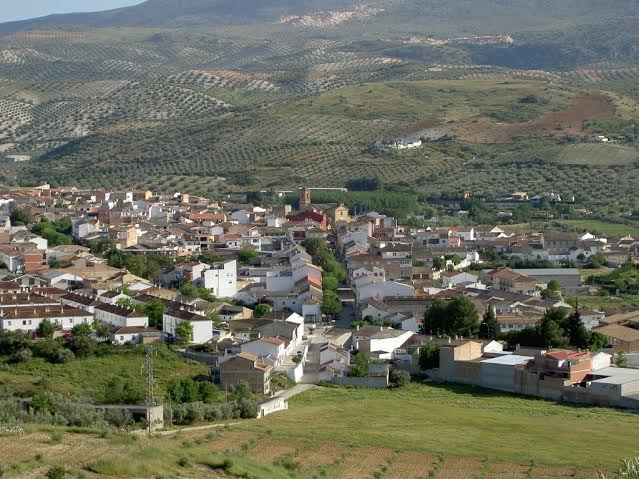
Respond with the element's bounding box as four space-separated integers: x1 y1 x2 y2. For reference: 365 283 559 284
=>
299 187 311 209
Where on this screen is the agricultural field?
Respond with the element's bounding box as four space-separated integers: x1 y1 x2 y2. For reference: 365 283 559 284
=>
557 143 639 166
557 219 639 237
0 2 637 212
2 383 637 478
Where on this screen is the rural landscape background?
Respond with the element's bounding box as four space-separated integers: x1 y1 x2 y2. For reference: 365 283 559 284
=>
0 0 637 213
0 1 639 478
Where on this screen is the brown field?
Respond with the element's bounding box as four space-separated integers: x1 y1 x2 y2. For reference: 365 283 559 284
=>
437 457 487 479
531 465 577 478
452 93 614 143
296 443 344 471
484 462 531 478
248 438 296 461
336 446 393 479
386 451 439 479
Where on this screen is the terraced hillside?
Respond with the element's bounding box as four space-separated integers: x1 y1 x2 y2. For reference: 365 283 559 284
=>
0 0 637 211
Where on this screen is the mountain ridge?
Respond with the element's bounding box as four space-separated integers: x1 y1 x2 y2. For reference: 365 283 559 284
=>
1 0 639 36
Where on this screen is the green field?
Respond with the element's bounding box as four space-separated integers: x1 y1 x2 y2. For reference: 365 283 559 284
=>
2 383 637 478
559 219 639 236
300 79 575 122
0 346 209 402
558 143 639 166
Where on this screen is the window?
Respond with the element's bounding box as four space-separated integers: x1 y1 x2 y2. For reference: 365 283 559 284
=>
22 320 26 325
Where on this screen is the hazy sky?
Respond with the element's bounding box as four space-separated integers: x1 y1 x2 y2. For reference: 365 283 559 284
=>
1 1 143 23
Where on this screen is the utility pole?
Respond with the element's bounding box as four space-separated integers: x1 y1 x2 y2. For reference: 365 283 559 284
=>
141 346 156 437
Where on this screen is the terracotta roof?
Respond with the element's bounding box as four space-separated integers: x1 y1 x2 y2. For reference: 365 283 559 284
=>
595 324 639 343
258 336 285 346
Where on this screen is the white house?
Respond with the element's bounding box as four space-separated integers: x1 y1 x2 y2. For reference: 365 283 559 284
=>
0 306 93 333
240 336 286 365
94 303 148 328
352 325 414 359
356 280 415 303
111 326 163 345
162 309 213 344
201 260 237 298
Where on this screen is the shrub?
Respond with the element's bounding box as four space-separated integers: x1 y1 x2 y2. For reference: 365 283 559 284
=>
13 348 33 363
54 348 75 364
389 369 411 388
50 432 64 444
46 466 65 479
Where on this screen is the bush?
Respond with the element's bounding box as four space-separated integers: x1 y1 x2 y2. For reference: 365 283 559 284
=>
390 369 411 388
13 348 33 363
69 336 96 358
53 348 75 364
46 466 65 479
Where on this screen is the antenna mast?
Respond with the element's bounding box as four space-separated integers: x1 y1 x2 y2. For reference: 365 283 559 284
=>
141 346 156 436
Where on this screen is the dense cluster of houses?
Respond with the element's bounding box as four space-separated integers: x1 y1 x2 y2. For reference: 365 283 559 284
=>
0 184 638 404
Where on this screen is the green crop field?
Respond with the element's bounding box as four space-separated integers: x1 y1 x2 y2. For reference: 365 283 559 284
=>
2 384 637 478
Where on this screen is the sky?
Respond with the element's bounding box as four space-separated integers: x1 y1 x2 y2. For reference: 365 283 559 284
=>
1 0 143 23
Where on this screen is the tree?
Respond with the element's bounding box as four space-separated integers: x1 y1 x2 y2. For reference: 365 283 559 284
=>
537 308 570 348
390 369 411 388
423 298 448 335
253 303 271 318
140 299 166 328
36 319 59 338
419 343 440 370
432 256 446 271
347 352 369 377
104 376 145 404
270 373 294 392
447 297 480 337
541 280 562 300
175 320 193 344
10 206 31 226
320 290 342 320
116 297 135 309
229 380 253 401
237 248 258 265
615 350 628 367
565 307 589 349
92 318 109 341
588 331 608 352
479 307 501 340
71 323 93 337
69 335 95 358
537 308 569 348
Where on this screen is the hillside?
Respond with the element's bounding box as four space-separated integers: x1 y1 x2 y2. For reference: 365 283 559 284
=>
1 0 638 34
0 1 637 213
2 384 638 478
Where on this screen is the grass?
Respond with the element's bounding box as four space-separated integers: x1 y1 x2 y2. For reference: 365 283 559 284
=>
0 345 209 401
566 295 639 313
298 80 575 122
236 384 639 469
1 383 636 477
557 219 639 237
558 143 639 166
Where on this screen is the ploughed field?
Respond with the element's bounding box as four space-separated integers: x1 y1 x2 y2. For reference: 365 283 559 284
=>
2 384 636 478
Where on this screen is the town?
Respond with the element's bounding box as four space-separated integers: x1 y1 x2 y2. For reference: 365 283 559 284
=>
0 182 637 422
